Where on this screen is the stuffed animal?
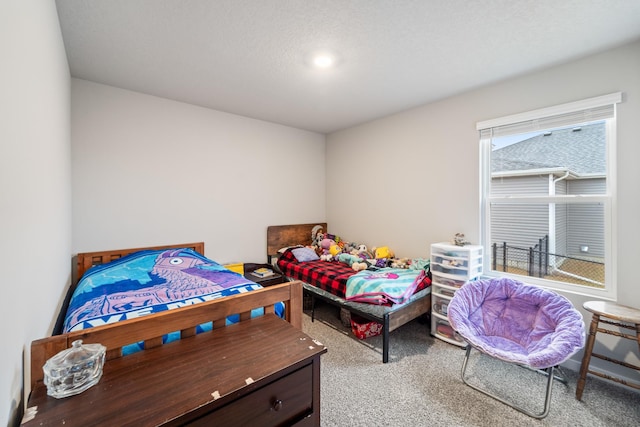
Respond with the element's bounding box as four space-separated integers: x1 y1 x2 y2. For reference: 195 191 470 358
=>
336 253 357 265
336 253 369 271
325 233 341 244
390 258 411 269
373 258 388 268
452 233 470 246
311 225 324 248
329 244 343 257
352 262 368 271
354 244 373 259
342 241 358 255
320 238 335 255
372 246 394 259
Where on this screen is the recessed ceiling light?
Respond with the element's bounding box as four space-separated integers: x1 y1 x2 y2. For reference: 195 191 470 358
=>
312 54 335 69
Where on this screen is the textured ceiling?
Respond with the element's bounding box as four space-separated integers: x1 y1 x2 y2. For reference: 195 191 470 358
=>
55 0 640 134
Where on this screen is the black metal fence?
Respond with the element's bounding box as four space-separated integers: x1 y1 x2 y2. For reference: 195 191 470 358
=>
491 236 604 285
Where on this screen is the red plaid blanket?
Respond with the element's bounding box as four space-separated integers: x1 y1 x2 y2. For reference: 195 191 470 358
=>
278 248 354 297
277 248 431 301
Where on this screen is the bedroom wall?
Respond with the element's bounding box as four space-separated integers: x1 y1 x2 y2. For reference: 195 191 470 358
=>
0 1 71 425
326 40 640 381
71 79 326 264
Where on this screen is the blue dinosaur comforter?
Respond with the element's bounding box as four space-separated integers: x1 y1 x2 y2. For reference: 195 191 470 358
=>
64 248 282 352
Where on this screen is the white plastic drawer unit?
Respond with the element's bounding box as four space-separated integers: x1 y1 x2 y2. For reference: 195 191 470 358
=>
432 263 483 278
431 273 467 289
429 242 482 348
430 243 483 279
432 317 466 346
432 284 456 298
432 294 451 317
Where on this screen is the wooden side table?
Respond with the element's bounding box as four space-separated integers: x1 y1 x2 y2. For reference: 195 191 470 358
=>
244 263 286 287
576 301 640 400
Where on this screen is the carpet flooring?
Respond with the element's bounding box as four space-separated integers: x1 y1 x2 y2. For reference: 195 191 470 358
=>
302 302 639 427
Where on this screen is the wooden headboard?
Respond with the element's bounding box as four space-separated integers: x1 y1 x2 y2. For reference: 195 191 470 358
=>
75 242 205 284
267 223 327 259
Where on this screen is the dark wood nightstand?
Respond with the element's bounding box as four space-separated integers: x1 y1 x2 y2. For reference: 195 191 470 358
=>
244 263 286 287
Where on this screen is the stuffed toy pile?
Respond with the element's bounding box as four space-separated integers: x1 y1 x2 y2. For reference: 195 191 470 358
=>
311 230 428 272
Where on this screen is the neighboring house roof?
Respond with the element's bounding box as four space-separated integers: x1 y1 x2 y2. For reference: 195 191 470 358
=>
492 122 605 176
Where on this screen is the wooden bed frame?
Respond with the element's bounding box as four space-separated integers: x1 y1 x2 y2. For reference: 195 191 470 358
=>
267 223 432 363
34 242 303 390
24 243 326 426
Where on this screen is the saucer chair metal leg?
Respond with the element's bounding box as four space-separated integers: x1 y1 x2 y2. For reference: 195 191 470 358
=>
460 346 555 419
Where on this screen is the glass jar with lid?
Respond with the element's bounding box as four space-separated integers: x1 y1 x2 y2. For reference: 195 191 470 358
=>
43 339 106 398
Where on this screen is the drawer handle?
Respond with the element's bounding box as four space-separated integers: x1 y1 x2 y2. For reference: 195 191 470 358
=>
272 399 283 412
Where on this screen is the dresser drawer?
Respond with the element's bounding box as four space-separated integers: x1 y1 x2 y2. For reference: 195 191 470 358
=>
187 364 314 426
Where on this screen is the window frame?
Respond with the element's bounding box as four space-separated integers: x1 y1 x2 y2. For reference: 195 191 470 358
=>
478 93 620 299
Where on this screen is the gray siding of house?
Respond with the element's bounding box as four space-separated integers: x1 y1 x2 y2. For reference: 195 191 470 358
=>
568 179 605 195
566 178 605 258
491 175 549 249
491 175 549 196
491 176 605 259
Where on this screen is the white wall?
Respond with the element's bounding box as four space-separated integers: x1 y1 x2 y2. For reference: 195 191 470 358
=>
0 1 71 425
327 40 640 378
71 79 326 263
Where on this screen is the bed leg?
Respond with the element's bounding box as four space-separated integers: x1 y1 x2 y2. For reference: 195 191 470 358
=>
311 295 316 322
383 314 390 363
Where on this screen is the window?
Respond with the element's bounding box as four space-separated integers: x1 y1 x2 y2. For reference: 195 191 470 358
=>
477 93 621 298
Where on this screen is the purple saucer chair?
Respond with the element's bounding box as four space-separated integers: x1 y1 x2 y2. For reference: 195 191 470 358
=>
447 277 585 419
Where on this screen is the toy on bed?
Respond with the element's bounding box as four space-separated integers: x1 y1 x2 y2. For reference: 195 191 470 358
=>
317 235 345 260
336 253 369 271
304 227 430 277
322 239 376 271
311 224 325 248
390 257 411 269
354 244 373 258
316 234 421 271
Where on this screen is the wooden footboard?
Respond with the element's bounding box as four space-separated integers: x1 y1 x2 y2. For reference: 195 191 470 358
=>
31 281 303 389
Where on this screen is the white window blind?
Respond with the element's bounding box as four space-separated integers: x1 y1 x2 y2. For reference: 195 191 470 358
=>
478 92 622 139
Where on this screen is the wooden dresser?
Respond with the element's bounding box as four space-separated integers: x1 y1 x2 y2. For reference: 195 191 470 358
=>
23 314 326 426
